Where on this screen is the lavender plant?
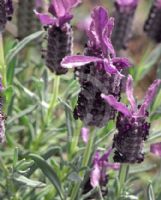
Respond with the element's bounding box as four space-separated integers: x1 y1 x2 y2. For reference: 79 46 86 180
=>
0 0 161 200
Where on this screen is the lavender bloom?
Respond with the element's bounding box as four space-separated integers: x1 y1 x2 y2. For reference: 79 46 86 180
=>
144 0 161 43
35 0 81 75
81 127 89 144
102 75 161 163
150 142 161 157
17 0 41 39
0 0 13 32
83 148 120 197
91 148 120 188
112 0 138 51
61 7 131 127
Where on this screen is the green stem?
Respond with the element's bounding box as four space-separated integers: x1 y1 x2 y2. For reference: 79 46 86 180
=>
45 75 60 123
70 128 96 200
0 34 6 87
118 164 129 198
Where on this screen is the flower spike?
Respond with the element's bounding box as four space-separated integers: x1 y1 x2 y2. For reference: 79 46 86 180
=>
101 76 161 163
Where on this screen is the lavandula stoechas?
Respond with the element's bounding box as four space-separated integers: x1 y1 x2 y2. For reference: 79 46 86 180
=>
83 148 119 198
62 7 131 127
144 0 161 43
35 0 81 75
17 0 42 39
102 75 161 163
0 0 13 32
112 0 138 51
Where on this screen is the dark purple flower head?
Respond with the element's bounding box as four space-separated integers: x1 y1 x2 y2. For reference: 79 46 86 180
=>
112 0 138 50
91 148 120 188
0 0 13 32
35 0 81 27
102 76 161 163
115 0 138 12
150 143 161 157
144 0 161 43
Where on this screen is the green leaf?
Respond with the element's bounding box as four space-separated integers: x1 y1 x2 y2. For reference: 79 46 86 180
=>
6 31 44 65
27 146 62 177
13 174 46 188
7 104 38 124
29 154 64 200
135 44 161 82
147 183 155 200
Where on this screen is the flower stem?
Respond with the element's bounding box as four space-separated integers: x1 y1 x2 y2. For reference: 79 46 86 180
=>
0 33 7 87
45 75 60 123
70 128 96 200
118 164 129 198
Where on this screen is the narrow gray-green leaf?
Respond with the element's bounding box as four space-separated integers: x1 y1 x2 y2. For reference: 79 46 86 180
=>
14 174 46 188
147 183 155 200
29 154 63 200
6 31 44 65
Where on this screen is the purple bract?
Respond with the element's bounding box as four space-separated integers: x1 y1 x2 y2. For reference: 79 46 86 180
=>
35 0 81 27
91 148 120 188
150 143 161 157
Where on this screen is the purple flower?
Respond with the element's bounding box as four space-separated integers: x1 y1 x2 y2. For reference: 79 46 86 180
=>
91 148 120 188
35 0 81 75
35 0 81 27
61 6 132 127
150 143 161 157
81 127 89 144
101 76 161 163
144 0 161 43
112 0 138 50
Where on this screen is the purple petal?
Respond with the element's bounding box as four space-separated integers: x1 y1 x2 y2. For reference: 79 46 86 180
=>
34 10 55 25
150 143 161 157
58 14 73 26
90 163 101 188
106 163 120 170
101 94 131 117
81 127 89 144
104 59 119 74
88 6 115 56
138 79 161 117
112 57 132 70
49 0 81 17
126 75 137 112
50 0 66 17
61 55 102 68
100 147 112 162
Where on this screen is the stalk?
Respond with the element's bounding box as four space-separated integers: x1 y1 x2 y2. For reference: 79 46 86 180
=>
45 75 60 123
0 33 6 87
117 164 129 198
70 128 96 200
